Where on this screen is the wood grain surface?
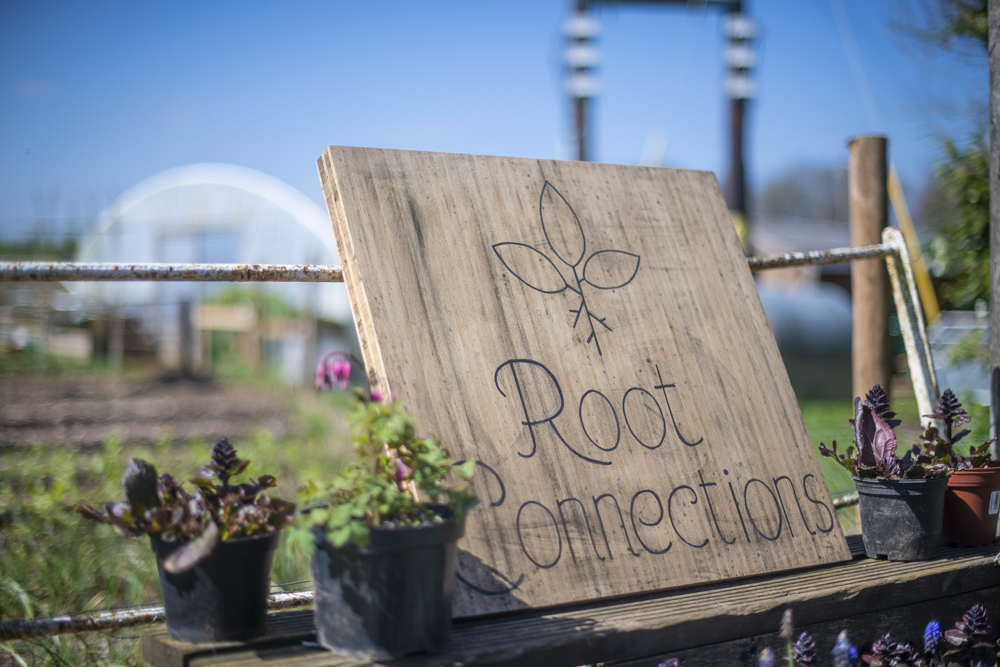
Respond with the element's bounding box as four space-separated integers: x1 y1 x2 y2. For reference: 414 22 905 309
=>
316 147 852 617
140 541 1000 667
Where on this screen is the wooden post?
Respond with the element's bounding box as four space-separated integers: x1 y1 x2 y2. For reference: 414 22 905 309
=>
990 0 1000 446
179 300 193 377
849 135 890 401
109 303 124 375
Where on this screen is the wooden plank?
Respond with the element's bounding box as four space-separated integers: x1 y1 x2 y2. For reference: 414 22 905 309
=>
612 585 1000 667
140 610 316 667
316 147 852 617
143 544 1000 667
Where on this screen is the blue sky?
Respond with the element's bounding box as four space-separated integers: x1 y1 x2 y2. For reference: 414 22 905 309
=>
0 1 987 240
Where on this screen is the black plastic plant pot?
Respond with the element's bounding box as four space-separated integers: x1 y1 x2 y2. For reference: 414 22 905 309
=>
854 476 948 561
311 507 465 660
150 531 280 643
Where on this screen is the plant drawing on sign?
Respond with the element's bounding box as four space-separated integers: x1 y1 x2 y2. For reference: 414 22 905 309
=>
493 181 640 356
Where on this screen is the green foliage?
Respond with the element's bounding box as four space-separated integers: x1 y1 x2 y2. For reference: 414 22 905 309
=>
74 438 295 573
900 0 987 54
0 237 78 261
291 389 477 552
929 133 990 310
207 285 300 320
929 0 988 50
949 329 989 366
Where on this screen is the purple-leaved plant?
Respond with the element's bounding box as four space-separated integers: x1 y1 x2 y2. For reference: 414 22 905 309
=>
943 604 994 665
656 659 685 667
75 438 295 573
861 632 920 667
919 389 998 471
820 385 949 480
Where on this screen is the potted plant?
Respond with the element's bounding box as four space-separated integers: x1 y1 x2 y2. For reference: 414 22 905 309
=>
290 352 477 660
75 438 295 643
820 384 949 561
918 389 1000 546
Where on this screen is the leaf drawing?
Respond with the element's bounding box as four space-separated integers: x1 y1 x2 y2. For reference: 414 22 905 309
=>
492 243 569 294
582 250 641 290
494 181 640 355
540 181 586 267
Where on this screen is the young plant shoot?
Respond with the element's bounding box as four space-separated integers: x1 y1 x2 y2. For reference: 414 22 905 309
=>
291 352 476 552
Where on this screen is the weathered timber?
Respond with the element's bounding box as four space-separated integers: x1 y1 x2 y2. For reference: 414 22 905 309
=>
140 540 1000 667
317 147 850 617
613 584 1000 667
849 136 891 401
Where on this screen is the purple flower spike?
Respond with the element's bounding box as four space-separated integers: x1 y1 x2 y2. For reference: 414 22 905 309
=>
657 659 685 667
832 630 856 667
924 619 941 653
757 648 775 667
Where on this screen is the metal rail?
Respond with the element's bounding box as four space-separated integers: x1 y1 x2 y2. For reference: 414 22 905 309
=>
0 240 933 640
0 590 315 641
746 243 895 270
0 246 898 283
0 262 343 283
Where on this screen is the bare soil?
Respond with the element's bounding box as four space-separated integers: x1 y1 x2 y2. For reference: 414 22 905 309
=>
0 375 292 448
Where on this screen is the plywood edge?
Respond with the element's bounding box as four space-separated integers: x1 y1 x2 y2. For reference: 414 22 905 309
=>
317 147 391 396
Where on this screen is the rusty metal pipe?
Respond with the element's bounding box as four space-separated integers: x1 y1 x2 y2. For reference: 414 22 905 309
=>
0 262 343 283
1 249 900 284
746 244 896 271
0 590 315 640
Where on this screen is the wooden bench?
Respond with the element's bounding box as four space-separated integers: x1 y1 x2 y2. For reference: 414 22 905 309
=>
140 537 1000 667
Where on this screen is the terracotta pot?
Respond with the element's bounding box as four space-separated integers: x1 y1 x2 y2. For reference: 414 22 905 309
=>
943 467 1000 547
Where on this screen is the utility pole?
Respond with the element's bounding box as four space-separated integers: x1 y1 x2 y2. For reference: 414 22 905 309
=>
567 1 755 243
722 6 756 245
565 1 600 161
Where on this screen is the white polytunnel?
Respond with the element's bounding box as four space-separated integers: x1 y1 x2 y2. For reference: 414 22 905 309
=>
71 163 353 384
75 162 349 322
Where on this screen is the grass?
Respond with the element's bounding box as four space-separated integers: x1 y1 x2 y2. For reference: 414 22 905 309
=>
0 383 354 666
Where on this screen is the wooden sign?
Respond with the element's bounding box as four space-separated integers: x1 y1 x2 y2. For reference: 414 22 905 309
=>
318 147 851 617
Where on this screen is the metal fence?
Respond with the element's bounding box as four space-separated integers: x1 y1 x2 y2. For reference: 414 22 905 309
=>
0 229 938 639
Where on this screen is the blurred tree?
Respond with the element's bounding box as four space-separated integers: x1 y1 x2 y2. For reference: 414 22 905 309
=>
898 0 987 53
899 0 988 310
760 165 848 222
928 133 990 308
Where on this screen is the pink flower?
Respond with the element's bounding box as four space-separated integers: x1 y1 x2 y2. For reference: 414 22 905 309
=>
394 458 411 489
331 359 352 384
314 352 353 391
369 389 383 402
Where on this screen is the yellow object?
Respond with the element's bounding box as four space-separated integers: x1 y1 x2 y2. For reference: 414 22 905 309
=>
731 211 747 249
888 162 940 324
